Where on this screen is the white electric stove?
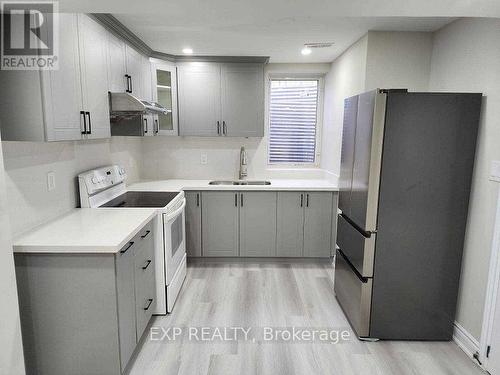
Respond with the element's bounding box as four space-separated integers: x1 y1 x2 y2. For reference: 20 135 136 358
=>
78 165 186 314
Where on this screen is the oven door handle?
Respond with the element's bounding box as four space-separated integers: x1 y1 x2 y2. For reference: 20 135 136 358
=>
164 198 186 222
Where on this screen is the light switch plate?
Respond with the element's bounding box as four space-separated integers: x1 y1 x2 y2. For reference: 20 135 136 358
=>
491 161 500 182
200 153 208 165
47 171 56 191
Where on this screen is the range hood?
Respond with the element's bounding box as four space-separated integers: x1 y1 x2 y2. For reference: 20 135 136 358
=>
109 92 170 116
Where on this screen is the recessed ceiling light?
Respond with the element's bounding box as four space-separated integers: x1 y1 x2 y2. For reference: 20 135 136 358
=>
182 48 193 54
301 47 312 56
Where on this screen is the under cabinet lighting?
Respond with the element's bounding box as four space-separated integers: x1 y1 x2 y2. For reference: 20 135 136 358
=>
182 48 193 54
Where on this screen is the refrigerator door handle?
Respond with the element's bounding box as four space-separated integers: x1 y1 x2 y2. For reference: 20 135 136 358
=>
337 248 369 283
340 213 373 238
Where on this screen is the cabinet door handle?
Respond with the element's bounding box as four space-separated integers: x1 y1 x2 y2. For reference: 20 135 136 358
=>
155 118 159 134
240 193 243 207
217 121 220 135
80 111 87 135
144 298 153 311
223 121 227 135
120 241 134 254
129 75 133 93
142 260 152 270
85 112 92 134
300 194 303 207
125 74 130 92
306 194 309 207
141 230 151 239
235 193 238 207
196 193 200 207
143 117 148 134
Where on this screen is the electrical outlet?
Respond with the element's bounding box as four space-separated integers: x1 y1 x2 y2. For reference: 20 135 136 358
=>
47 171 56 191
200 153 208 165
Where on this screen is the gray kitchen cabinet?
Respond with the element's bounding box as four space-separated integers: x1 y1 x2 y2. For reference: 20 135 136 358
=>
202 192 239 256
221 64 264 137
185 192 202 257
239 192 277 256
77 14 111 139
125 45 146 99
276 191 334 258
177 62 264 137
0 14 112 141
115 239 137 371
277 192 305 257
303 192 334 257
177 63 221 136
15 220 156 375
107 33 128 92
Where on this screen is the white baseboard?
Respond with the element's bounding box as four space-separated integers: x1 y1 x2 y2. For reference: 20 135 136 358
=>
453 321 480 363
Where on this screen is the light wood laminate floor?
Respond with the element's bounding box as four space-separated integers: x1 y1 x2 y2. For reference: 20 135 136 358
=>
128 262 484 375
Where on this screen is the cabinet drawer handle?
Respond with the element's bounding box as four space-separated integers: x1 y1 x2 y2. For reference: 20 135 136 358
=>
196 193 200 207
80 111 86 135
142 259 152 270
300 194 303 207
144 298 153 311
222 121 227 135
120 241 134 254
217 121 220 135
240 193 243 207
235 193 238 207
306 194 309 207
141 230 151 239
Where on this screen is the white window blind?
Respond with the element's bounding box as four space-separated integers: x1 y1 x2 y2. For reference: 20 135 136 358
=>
269 80 319 164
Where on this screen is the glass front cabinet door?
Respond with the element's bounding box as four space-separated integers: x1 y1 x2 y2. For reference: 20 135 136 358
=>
151 60 178 135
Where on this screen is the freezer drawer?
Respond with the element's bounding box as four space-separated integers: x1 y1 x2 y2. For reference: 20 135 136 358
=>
337 214 375 277
334 249 372 338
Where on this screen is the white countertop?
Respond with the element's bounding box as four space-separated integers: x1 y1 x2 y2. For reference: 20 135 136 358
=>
13 208 157 254
128 179 339 192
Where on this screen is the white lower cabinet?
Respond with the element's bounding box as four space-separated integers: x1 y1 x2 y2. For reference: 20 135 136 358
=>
15 220 156 375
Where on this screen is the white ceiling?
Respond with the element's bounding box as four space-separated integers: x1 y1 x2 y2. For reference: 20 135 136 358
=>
114 15 452 63
58 0 500 63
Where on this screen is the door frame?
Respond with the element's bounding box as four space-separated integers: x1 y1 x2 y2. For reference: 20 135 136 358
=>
479 171 500 368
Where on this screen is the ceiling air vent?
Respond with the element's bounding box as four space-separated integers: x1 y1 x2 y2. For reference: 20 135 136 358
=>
304 42 334 49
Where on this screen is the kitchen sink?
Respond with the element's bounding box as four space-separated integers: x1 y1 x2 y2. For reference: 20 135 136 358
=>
209 180 271 186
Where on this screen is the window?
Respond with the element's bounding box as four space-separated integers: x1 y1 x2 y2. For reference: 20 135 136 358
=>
268 80 320 164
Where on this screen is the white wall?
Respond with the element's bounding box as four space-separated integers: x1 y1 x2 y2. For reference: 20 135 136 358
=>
320 31 434 180
0 137 25 375
2 137 142 236
320 35 368 176
428 18 500 340
142 63 331 181
365 31 432 91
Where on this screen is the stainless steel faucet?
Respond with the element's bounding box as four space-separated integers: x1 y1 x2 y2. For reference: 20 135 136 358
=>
239 146 248 180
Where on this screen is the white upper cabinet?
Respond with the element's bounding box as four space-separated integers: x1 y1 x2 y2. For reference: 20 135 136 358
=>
177 62 264 137
142 56 153 101
107 34 127 93
177 63 221 136
41 13 84 141
151 60 178 135
77 14 111 139
221 64 264 137
125 45 146 98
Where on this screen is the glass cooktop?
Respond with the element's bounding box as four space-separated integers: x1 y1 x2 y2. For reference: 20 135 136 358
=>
100 191 180 208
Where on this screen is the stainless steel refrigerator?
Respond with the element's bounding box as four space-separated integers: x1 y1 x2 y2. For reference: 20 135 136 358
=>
335 89 482 340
